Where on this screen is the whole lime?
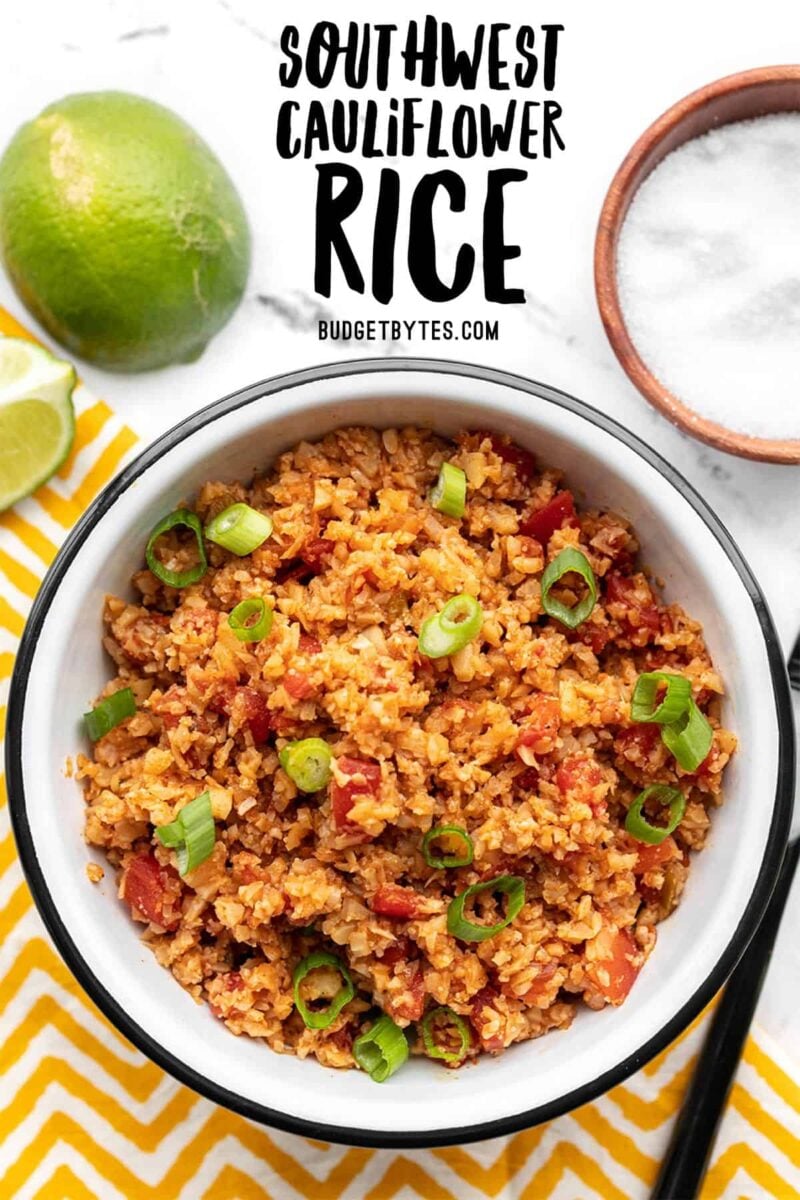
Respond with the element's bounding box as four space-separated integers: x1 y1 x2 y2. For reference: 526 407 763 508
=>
0 92 251 372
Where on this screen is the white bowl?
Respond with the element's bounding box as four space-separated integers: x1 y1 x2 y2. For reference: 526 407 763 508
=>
7 359 793 1147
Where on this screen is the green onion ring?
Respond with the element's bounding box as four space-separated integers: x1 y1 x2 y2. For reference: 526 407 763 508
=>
279 738 333 793
156 791 215 876
84 687 136 741
205 503 273 555
293 951 354 1030
661 700 714 772
418 594 483 659
447 875 526 943
429 462 467 518
631 672 692 724
353 1013 409 1082
228 597 273 643
421 1006 472 1064
421 825 474 869
540 547 597 629
145 509 207 588
625 784 687 845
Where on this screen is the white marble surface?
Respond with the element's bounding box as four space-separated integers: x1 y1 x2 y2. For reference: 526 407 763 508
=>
3 0 800 1056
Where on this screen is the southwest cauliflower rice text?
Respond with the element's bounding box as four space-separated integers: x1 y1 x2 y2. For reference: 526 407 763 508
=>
78 427 735 1075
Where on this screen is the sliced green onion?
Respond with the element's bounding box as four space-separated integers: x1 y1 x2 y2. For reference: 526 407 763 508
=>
353 1013 409 1082
293 951 354 1030
279 737 333 792
156 821 184 849
84 687 136 741
156 791 215 876
418 594 483 659
631 672 692 724
421 1006 472 1064
145 509 207 588
661 700 714 772
422 825 474 869
228 597 272 643
205 503 273 555
625 784 687 845
447 875 525 943
429 462 467 518
540 547 597 629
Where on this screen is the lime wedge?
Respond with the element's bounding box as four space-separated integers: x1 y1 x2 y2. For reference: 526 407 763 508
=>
0 336 76 512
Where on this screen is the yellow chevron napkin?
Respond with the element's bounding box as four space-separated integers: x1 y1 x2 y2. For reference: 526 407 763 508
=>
0 304 798 1200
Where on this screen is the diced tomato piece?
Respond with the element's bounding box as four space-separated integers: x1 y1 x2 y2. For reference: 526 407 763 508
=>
339 758 382 787
618 720 662 768
470 985 505 1052
516 766 540 791
225 971 245 991
605 571 650 609
370 885 421 919
616 724 662 755
284 669 316 700
209 681 237 716
122 854 179 930
572 618 614 656
605 572 661 645
275 537 333 585
633 837 680 875
521 962 559 1006
211 684 271 743
519 491 577 543
380 935 414 967
237 687 271 743
331 757 382 831
585 927 640 1005
516 694 560 760
555 755 603 799
642 647 671 670
473 430 536 479
390 962 426 1022
300 537 334 571
298 632 322 655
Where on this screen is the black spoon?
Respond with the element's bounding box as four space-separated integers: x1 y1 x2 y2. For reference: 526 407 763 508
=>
651 636 800 1199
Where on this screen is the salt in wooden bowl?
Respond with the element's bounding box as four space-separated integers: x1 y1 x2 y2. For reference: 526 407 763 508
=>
595 65 800 465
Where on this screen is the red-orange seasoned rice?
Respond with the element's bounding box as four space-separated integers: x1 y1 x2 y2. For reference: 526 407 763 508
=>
78 427 735 1074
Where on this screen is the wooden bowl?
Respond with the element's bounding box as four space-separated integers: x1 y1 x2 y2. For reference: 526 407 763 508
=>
595 65 800 464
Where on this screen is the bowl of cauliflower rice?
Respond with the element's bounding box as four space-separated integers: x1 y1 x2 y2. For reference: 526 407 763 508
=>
7 358 792 1147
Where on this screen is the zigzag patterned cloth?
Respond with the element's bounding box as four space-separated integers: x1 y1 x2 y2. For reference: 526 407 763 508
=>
1 305 799 1199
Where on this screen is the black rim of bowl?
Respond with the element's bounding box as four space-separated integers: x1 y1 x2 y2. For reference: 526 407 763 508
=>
6 356 794 1149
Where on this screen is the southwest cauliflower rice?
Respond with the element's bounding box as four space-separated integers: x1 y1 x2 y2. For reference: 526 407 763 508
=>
78 427 735 1076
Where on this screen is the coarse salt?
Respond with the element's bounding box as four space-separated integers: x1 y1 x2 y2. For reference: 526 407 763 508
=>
617 113 800 440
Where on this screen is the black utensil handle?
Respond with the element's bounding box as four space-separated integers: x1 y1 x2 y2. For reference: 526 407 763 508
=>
651 837 800 1200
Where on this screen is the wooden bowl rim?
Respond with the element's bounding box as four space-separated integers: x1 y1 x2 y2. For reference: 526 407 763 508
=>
595 65 800 465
